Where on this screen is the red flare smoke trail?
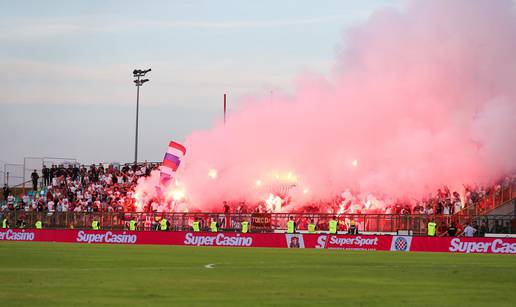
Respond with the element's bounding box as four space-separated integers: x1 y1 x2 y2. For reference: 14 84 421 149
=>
136 0 516 212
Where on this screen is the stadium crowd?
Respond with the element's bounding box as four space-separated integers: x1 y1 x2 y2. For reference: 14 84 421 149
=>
257 175 516 217
0 163 514 234
1 163 514 216
2 162 158 213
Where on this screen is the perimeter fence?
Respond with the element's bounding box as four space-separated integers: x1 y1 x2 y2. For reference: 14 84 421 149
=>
1 211 514 235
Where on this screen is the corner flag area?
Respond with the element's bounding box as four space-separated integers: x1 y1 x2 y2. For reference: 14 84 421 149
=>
0 243 515 306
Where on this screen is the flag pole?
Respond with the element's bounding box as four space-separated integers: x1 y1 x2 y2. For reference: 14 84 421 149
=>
224 93 227 126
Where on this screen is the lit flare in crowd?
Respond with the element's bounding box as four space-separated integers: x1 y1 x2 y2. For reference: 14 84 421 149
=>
208 169 218 179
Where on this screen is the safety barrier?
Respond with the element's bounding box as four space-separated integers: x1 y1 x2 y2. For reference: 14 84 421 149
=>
0 211 514 235
1 229 515 254
460 183 516 215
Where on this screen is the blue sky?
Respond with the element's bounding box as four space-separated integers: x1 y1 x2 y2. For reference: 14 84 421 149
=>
1 0 399 169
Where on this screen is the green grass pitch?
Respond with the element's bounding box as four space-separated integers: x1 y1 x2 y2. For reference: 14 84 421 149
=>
1 242 515 306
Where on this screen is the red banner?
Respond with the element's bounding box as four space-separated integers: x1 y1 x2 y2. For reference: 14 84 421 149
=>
0 229 288 248
251 213 272 232
302 234 393 251
410 236 516 254
1 229 515 254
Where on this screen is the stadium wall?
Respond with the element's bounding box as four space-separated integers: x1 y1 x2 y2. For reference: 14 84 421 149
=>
1 229 515 254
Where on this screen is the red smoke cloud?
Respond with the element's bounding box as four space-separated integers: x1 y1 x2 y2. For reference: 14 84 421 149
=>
138 0 516 212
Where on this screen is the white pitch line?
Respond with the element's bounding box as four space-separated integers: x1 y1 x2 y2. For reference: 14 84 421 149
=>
204 263 216 269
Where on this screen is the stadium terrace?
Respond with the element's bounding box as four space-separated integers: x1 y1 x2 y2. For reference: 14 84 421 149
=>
1 163 514 236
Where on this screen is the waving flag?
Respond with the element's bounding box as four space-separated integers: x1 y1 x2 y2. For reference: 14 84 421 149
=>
160 141 186 184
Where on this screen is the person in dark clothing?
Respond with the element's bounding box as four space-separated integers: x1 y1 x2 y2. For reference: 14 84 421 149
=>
478 221 488 237
54 167 61 183
72 165 80 181
42 165 50 186
31 170 39 191
49 165 56 184
16 216 26 228
446 222 458 236
348 220 359 235
436 201 444 215
80 166 87 185
2 184 10 201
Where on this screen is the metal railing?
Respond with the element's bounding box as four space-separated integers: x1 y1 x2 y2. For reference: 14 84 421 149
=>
0 211 514 235
459 182 516 215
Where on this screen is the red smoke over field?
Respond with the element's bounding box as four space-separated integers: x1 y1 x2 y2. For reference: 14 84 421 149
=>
136 0 516 212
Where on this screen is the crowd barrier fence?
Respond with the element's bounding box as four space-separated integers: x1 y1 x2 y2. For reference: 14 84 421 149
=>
0 211 514 235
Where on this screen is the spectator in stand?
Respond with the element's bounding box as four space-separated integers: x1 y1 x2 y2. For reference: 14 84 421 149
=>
471 220 479 234
435 200 444 215
438 222 447 236
31 169 39 191
347 220 359 235
443 200 451 215
413 202 424 214
42 165 50 186
6 193 14 209
49 165 55 186
459 222 477 237
72 164 79 181
478 221 488 237
2 184 10 201
444 222 458 237
22 194 31 210
424 204 434 215
453 194 462 215
16 215 26 228
80 166 87 185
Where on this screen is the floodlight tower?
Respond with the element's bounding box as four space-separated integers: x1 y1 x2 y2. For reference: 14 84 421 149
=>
132 68 151 164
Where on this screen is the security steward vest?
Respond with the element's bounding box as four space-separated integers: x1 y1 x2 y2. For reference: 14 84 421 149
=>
308 223 316 233
287 220 295 234
129 220 137 231
2 218 8 229
427 222 437 236
192 221 200 232
329 220 338 234
35 220 43 229
241 221 249 233
160 219 168 231
92 220 100 230
210 221 218 232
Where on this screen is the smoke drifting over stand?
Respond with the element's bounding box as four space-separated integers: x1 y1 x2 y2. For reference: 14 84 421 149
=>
137 0 516 212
